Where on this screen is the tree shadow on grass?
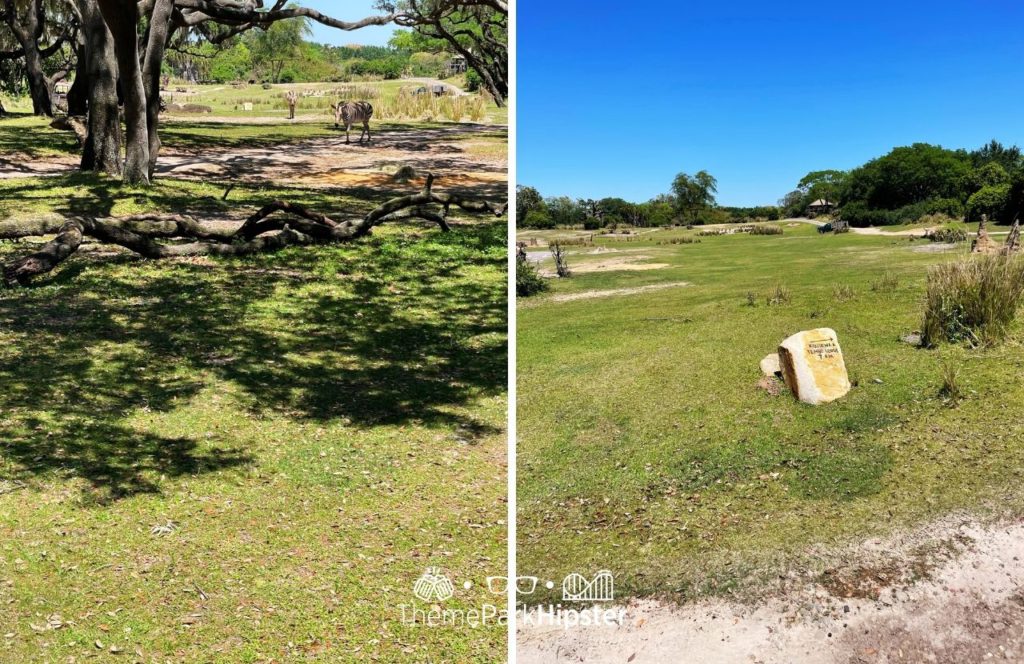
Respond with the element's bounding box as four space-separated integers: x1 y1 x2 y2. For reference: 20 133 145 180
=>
0 222 506 500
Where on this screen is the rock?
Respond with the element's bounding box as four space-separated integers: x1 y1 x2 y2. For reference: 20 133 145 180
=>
901 333 922 346
777 328 851 405
759 353 781 377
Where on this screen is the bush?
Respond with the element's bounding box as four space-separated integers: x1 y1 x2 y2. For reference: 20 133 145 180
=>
967 183 1012 222
465 68 482 92
516 256 548 297
749 224 782 235
921 255 1024 347
522 209 555 229
924 223 968 243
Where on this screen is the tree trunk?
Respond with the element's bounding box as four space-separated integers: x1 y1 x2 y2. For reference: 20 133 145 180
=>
79 0 121 176
141 0 174 180
66 39 89 116
4 0 53 116
97 0 149 184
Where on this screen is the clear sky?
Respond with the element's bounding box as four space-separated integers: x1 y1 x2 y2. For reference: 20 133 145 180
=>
302 0 399 47
518 1 1024 206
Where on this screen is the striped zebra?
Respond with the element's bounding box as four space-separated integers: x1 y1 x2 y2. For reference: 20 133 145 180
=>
332 100 373 144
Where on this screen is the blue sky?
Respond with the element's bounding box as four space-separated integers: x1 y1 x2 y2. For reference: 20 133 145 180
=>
518 1 1024 206
303 0 399 47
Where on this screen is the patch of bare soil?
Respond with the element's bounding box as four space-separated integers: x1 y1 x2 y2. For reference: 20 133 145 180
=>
517 515 1024 663
548 281 690 302
157 122 506 198
538 255 670 277
1 122 508 200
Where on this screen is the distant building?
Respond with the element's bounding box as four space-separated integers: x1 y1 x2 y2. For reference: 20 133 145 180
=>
443 55 468 77
807 199 835 217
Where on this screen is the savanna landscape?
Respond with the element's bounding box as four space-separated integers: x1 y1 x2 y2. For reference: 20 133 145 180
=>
1 0 508 661
516 143 1024 661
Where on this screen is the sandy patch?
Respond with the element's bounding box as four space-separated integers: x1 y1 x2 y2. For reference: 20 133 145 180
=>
517 515 1024 663
548 281 690 303
538 255 670 277
912 242 961 253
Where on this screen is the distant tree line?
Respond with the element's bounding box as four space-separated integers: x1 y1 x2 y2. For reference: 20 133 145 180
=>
517 171 783 229
780 140 1024 226
164 28 465 85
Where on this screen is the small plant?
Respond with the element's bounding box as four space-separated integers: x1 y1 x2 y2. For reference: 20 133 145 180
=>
766 284 791 306
745 291 757 307
549 241 571 278
924 223 969 243
871 272 899 293
657 236 700 245
516 255 549 297
921 255 1024 347
832 283 855 301
938 357 962 404
749 224 783 235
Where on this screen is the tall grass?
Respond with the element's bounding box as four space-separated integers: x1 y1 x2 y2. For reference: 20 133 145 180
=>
375 88 488 122
922 255 1024 347
749 224 783 235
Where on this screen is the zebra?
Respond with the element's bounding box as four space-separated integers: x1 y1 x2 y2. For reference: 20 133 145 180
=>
332 100 373 144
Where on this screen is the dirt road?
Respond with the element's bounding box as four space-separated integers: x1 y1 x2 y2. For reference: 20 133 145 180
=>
518 515 1024 663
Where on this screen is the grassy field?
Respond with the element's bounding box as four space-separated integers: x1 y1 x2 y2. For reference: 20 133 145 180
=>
517 222 1024 602
0 166 508 659
1 78 507 125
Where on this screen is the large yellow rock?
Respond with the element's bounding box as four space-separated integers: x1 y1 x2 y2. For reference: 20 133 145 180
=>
777 328 851 405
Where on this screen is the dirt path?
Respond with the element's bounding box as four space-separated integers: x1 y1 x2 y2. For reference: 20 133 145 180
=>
785 218 1008 237
518 515 1024 663
0 122 507 199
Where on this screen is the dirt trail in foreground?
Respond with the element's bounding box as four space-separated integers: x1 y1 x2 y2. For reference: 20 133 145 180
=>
518 516 1024 663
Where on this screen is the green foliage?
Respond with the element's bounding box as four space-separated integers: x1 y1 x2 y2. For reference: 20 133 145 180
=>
922 255 1024 347
967 183 1012 222
522 208 555 229
516 255 549 296
516 185 544 222
925 223 969 243
672 170 718 223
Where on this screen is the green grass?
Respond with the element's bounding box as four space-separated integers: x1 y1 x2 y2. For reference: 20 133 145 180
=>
0 171 406 224
0 177 508 660
0 80 507 124
517 223 1024 602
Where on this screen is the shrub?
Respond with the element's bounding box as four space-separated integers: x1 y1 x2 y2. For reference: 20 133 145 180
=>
924 223 968 243
922 255 1024 347
516 256 548 297
749 224 783 235
522 209 555 229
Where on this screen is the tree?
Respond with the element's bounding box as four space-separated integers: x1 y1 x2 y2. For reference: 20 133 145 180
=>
516 185 543 223
0 0 76 116
380 0 507 106
246 16 309 82
671 170 718 223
